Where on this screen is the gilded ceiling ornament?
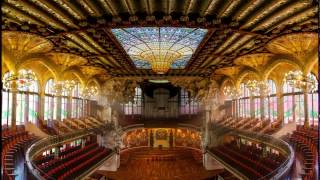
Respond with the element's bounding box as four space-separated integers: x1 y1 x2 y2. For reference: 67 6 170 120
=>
47 52 87 67
234 53 274 71
265 33 317 62
2 31 53 62
80 66 107 77
214 66 243 79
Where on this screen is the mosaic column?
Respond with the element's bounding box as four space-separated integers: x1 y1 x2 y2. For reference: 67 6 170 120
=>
55 84 62 121
303 89 309 128
11 82 18 128
260 89 266 120
250 93 255 118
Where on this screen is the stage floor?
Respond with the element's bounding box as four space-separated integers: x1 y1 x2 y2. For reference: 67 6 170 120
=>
95 147 223 180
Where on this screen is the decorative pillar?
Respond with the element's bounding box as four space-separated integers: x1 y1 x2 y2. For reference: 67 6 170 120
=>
39 90 45 127
11 82 18 128
250 94 255 118
303 89 309 128
55 84 62 121
260 90 266 120
277 91 283 126
203 105 211 147
67 95 72 118
235 98 239 120
25 92 29 124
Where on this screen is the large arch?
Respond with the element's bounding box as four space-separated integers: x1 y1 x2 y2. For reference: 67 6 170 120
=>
17 56 60 80
263 58 302 81
86 77 102 92
235 69 261 88
61 67 86 87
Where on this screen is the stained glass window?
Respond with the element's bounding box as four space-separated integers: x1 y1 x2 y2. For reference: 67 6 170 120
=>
283 81 304 124
111 27 207 69
44 79 56 121
72 83 82 118
180 89 199 114
27 81 39 124
15 70 39 125
123 87 143 115
254 97 260 118
239 83 250 118
2 72 13 127
308 73 318 126
266 80 277 122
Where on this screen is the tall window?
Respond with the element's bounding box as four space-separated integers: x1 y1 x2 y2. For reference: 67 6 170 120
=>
239 83 250 118
27 81 39 124
308 74 318 126
266 80 277 122
15 70 39 125
254 97 260 118
2 72 13 127
180 89 199 114
61 90 68 120
72 83 83 118
44 79 56 121
283 82 304 124
123 87 143 115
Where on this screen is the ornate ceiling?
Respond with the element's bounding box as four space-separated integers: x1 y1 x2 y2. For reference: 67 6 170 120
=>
2 0 318 81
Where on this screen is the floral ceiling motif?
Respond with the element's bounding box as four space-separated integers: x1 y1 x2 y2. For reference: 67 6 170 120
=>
47 53 87 67
2 31 53 61
80 66 107 77
234 53 274 71
265 33 317 62
215 66 244 79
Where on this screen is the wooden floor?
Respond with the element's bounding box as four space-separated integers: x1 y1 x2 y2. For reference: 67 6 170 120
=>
96 147 223 180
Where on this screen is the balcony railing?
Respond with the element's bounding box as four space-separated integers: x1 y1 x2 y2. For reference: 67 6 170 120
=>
207 123 295 180
26 125 115 180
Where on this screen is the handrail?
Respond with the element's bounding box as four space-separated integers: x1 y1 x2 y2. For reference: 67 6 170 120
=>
26 124 114 180
206 150 248 180
177 123 201 131
209 123 295 180
120 124 144 132
77 151 116 180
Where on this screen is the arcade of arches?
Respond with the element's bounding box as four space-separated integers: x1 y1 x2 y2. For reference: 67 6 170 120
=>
1 1 319 180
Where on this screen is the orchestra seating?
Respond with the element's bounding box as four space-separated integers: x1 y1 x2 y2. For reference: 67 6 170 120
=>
35 142 111 179
290 125 318 180
2 126 38 180
210 141 285 179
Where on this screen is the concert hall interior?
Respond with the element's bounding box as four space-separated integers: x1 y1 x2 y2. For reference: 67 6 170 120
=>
1 0 319 180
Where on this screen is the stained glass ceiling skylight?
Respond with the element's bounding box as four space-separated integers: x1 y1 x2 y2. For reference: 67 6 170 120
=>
111 27 208 74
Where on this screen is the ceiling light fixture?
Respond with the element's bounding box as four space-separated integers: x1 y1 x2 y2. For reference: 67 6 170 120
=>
111 27 207 74
3 70 36 90
284 70 317 92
